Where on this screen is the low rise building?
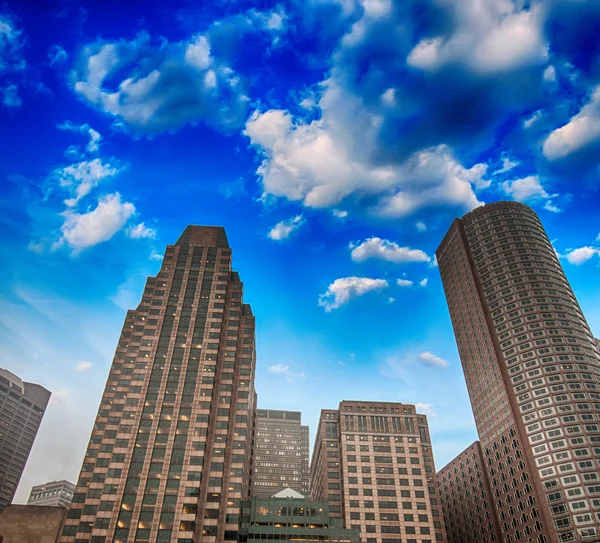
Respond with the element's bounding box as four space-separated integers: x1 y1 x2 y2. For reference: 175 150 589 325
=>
27 480 75 507
239 488 360 543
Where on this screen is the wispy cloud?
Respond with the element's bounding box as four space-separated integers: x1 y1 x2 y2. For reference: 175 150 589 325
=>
319 277 388 312
267 364 305 382
415 402 437 418
396 279 413 287
418 352 449 368
268 214 305 241
127 222 157 240
75 361 93 372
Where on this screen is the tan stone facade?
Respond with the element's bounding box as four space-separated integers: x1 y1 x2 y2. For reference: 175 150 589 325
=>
437 201 600 543
310 401 447 543
0 504 67 543
59 226 257 543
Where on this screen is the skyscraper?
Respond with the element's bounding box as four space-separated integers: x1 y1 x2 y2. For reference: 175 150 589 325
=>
59 226 257 543
27 479 76 507
252 409 309 497
437 201 600 542
437 441 502 543
310 401 447 543
0 367 51 508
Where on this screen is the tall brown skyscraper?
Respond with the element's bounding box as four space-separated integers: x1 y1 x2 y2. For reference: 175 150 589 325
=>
251 409 309 497
0 368 51 508
59 226 256 543
437 201 600 543
310 401 447 543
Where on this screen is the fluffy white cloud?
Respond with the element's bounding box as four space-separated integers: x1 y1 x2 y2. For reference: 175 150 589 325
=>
70 6 288 135
55 193 136 252
350 237 430 264
419 278 428 287
501 175 548 200
245 104 488 217
543 85 600 160
127 222 157 240
51 158 121 207
501 175 559 211
75 361 93 372
415 402 437 418
565 246 600 265
268 215 305 241
318 277 388 311
407 5 547 75
397 279 413 287
418 351 449 368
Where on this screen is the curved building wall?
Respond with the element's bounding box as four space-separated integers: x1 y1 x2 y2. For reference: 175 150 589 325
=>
437 201 600 543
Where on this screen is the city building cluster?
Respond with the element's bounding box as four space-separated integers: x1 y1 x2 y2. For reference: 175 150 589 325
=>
0 202 598 543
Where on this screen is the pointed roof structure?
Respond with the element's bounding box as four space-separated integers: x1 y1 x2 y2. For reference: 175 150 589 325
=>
272 488 305 499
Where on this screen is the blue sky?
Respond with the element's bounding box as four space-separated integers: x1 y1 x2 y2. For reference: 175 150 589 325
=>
1 0 600 502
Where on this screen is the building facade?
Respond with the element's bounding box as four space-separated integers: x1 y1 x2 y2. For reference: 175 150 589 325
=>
437 201 600 543
239 488 360 543
27 480 76 507
252 409 309 497
310 401 447 543
438 441 502 543
59 226 257 543
0 367 51 508
0 504 68 543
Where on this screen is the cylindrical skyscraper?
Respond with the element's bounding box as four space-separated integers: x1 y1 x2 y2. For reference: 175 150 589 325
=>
437 201 600 543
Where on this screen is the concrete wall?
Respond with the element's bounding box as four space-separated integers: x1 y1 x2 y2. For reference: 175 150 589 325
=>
0 504 66 543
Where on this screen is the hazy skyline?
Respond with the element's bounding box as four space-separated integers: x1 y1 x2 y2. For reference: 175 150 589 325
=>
1 0 599 504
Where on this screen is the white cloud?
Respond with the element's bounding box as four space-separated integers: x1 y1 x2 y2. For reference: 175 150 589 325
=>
318 277 388 312
415 221 427 232
2 84 21 108
55 192 136 252
419 278 428 287
51 158 120 207
48 45 68 66
332 209 348 219
415 402 437 418
58 121 103 154
543 65 556 82
493 155 518 175
149 250 163 261
543 85 600 160
501 175 559 211
75 361 93 372
523 110 542 129
350 237 430 264
418 351 449 368
128 222 157 240
396 279 413 287
244 103 488 218
388 297 396 303
268 214 305 241
406 5 547 75
565 246 600 265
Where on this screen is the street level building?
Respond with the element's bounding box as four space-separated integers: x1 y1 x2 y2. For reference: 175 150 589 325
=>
437 201 600 542
252 409 309 497
59 226 257 543
310 401 447 543
0 504 67 543
0 367 51 508
438 441 502 543
239 488 360 543
28 480 76 507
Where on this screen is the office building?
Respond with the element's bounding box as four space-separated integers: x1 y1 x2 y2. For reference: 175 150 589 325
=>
252 409 309 497
239 488 360 543
438 441 501 543
59 226 257 543
310 401 447 543
0 368 51 508
437 201 600 542
27 480 76 507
